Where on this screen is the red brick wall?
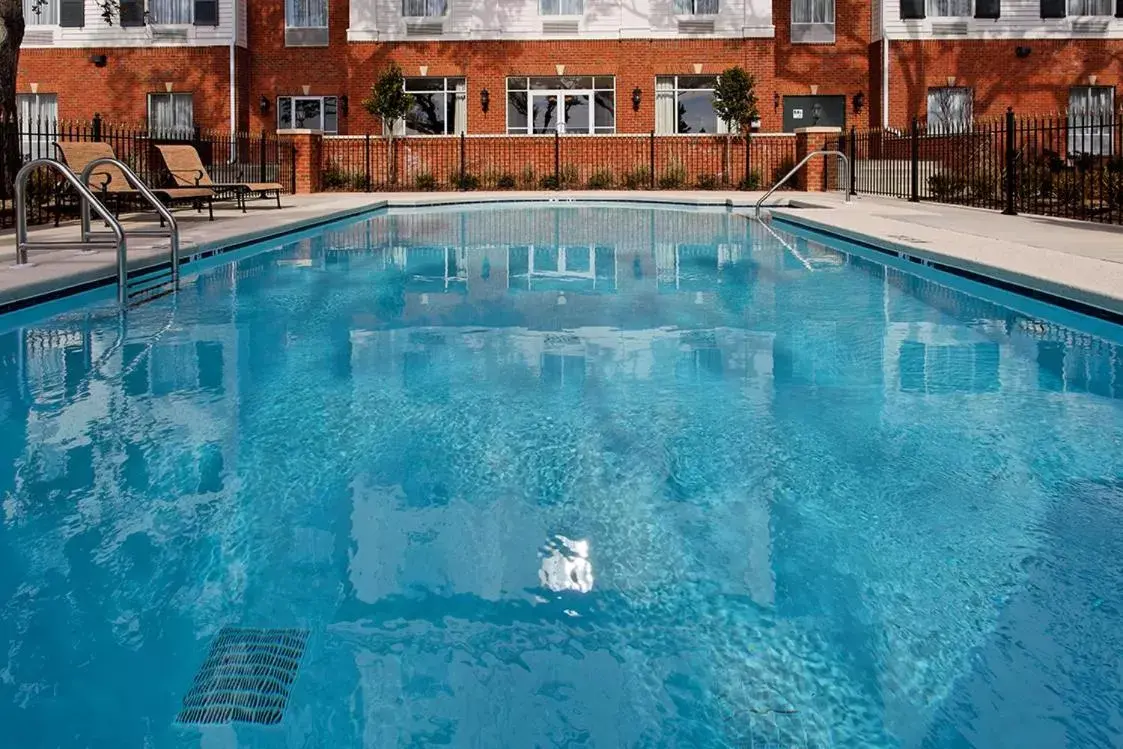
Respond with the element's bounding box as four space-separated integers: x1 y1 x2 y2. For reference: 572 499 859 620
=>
887 39 1123 126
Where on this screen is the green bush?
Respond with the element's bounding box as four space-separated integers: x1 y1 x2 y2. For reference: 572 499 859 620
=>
541 165 579 190
496 172 517 189
1051 172 1085 207
738 169 762 191
695 172 722 190
968 173 999 203
1103 171 1123 208
658 162 687 189
1016 163 1052 202
587 169 616 189
450 171 480 190
518 165 538 190
322 164 358 191
771 157 795 188
414 172 438 191
927 172 967 202
622 165 652 190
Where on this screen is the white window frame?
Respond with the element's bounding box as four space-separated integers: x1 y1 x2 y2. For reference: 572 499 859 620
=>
22 0 59 25
926 86 973 133
506 76 615 135
147 92 195 135
655 75 730 135
402 0 446 16
1067 0 1113 16
791 0 835 43
539 0 583 16
385 77 467 136
1068 86 1115 157
149 0 193 24
16 93 58 161
277 95 339 133
674 0 719 14
926 0 972 17
286 0 328 28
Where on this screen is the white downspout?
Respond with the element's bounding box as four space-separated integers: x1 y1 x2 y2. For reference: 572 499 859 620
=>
229 0 238 141
881 13 889 129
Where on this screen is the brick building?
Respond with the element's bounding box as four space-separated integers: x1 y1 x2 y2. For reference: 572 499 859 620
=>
12 0 1123 137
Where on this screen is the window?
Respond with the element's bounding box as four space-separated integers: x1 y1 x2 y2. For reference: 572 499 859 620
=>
149 0 191 23
791 0 835 42
539 0 582 15
278 96 339 133
402 0 446 15
1068 86 1114 156
506 77 614 135
22 0 58 24
927 0 971 16
387 78 466 136
286 0 327 27
16 93 58 160
674 0 718 13
148 93 194 135
926 87 973 132
655 76 729 135
1067 0 1112 15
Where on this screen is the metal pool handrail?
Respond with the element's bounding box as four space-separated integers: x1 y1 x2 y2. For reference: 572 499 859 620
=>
754 150 851 218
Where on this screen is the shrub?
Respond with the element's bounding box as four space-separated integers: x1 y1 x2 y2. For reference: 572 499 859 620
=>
1051 172 1085 207
496 172 517 189
518 165 538 189
539 174 559 189
587 169 615 189
771 156 795 188
322 164 355 191
1103 171 1123 208
738 169 762 191
1017 163 1052 202
541 165 579 190
695 172 721 190
927 172 967 202
658 162 687 189
622 165 652 190
968 173 999 203
414 172 438 191
450 171 480 190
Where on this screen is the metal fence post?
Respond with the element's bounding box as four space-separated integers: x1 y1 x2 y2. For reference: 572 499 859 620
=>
364 133 372 191
649 130 656 189
553 130 560 190
290 143 297 194
460 131 467 191
92 113 102 142
1003 107 1017 216
744 131 752 189
849 127 858 196
909 117 920 202
259 128 267 184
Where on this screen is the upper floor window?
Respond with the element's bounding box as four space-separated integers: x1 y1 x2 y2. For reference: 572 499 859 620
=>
791 0 835 43
386 77 466 135
1067 0 1112 15
148 93 194 135
655 76 730 135
926 87 973 133
507 76 614 135
674 0 718 13
540 0 583 15
16 93 58 160
402 0 446 16
150 0 192 24
22 0 58 25
927 0 971 16
287 0 327 27
1068 86 1114 156
278 95 338 133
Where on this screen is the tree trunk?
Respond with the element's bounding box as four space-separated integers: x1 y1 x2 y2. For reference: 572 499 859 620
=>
0 0 24 189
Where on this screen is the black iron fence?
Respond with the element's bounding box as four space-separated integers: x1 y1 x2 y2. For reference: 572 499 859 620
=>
321 132 798 193
844 110 1123 224
0 114 296 228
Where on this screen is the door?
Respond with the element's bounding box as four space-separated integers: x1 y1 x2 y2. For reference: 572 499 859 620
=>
530 91 593 134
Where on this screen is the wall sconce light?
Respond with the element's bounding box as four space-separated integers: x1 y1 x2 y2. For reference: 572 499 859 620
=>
90 54 107 67
773 91 780 110
1015 46 1032 58
480 88 490 113
632 87 642 112
852 91 865 114
340 95 349 116
259 95 270 116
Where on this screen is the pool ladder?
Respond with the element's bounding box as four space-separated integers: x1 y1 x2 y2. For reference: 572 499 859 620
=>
14 157 180 306
754 149 852 218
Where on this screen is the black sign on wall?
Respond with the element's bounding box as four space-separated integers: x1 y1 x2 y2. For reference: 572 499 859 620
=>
782 95 847 133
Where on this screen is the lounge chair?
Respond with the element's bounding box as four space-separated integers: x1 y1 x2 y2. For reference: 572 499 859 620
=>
55 141 214 220
156 144 284 212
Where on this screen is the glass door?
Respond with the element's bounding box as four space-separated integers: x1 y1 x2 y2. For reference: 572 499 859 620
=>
529 91 593 134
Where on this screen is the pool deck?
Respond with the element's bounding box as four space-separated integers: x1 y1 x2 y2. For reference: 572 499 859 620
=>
2 190 1122 318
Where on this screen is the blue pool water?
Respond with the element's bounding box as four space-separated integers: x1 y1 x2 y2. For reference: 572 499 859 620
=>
2 204 1123 748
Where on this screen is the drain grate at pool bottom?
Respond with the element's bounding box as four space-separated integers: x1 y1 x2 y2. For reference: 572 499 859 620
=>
177 627 309 726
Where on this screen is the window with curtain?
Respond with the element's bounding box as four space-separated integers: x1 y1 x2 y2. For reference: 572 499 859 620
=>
148 93 194 135
791 0 835 42
277 96 339 133
22 0 59 24
16 93 58 160
1067 0 1112 14
927 0 971 16
385 78 465 135
926 87 973 132
402 0 446 15
1068 86 1114 156
506 77 614 135
539 0 583 15
674 0 719 13
286 0 327 27
655 76 730 135
150 0 191 23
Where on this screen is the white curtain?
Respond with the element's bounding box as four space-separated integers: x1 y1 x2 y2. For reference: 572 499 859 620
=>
1068 0 1112 14
150 94 195 135
1069 88 1114 156
655 77 675 135
402 0 445 15
286 0 327 27
454 79 467 135
927 0 971 16
18 94 58 161
150 0 192 23
540 0 583 14
792 0 833 23
22 0 58 25
674 0 718 12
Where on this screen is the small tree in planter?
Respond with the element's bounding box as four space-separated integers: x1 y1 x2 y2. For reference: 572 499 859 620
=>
363 64 413 185
712 67 759 188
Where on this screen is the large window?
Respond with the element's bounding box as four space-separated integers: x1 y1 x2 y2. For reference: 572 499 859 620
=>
16 93 58 160
148 93 194 135
926 87 973 132
507 76 614 135
927 0 971 16
1068 86 1114 156
1067 0 1112 15
539 0 582 15
278 95 339 133
150 0 191 23
286 0 327 27
402 0 446 15
655 76 729 135
22 0 58 24
386 78 466 135
674 0 718 12
791 0 835 42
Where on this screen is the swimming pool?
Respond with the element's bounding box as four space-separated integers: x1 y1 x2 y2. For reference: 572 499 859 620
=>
1 203 1122 748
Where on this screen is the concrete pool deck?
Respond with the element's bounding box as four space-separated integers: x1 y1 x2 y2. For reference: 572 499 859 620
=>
1 190 1122 319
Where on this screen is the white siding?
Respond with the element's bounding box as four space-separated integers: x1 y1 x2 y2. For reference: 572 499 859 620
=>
24 0 244 47
348 0 775 41
883 0 1123 39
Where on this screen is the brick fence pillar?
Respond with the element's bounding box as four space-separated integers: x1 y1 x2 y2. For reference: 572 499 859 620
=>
793 126 843 192
279 128 323 193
